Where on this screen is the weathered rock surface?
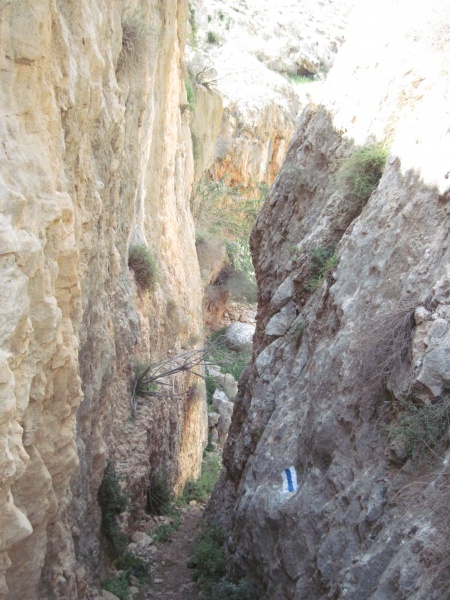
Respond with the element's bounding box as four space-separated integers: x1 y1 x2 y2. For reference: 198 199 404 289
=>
210 1 450 598
0 1 207 598
188 0 354 188
223 322 255 353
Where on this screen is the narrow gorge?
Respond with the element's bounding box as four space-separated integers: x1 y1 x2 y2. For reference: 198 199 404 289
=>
0 1 449 600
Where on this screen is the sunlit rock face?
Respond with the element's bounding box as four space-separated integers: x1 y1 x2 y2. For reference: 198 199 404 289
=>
188 0 354 186
210 1 450 598
0 1 207 598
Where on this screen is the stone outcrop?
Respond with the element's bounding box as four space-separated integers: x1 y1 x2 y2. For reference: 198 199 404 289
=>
210 1 450 598
0 1 207 598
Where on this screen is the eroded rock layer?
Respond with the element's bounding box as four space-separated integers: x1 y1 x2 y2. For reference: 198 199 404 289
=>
210 2 450 598
0 1 207 598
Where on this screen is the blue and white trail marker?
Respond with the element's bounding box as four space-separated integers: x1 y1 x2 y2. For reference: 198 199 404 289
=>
282 466 298 493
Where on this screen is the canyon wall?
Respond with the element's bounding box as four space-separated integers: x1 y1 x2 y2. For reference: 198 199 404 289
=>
188 0 353 187
211 1 450 598
0 1 209 598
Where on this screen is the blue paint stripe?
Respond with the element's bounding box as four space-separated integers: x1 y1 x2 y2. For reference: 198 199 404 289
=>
285 468 294 492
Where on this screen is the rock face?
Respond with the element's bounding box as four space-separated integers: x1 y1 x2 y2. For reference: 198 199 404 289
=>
210 2 450 598
188 0 354 187
0 1 207 598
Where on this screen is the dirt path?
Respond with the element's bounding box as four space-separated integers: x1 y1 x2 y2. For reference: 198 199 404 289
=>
148 505 204 599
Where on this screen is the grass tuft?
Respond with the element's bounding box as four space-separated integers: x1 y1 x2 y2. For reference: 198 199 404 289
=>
128 244 158 290
304 246 338 291
336 142 388 203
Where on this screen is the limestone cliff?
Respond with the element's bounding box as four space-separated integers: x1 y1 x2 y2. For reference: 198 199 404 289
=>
0 1 207 598
210 1 450 598
188 0 353 187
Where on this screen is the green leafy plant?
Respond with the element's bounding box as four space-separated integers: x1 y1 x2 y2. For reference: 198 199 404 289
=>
191 526 226 588
152 523 175 544
128 244 158 290
98 462 129 559
102 574 130 600
336 142 388 203
304 246 338 291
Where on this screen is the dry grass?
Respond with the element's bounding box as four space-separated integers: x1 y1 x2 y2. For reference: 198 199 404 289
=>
359 302 416 391
118 5 155 72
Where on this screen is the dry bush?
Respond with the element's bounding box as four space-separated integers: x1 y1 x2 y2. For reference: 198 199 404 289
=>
359 302 416 391
118 5 155 72
393 457 450 596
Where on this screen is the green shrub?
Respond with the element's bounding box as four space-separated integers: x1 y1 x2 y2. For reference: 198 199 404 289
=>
304 246 338 291
336 142 388 203
147 474 173 516
116 552 149 584
152 523 175 544
102 574 130 600
207 30 219 44
185 79 195 111
191 527 256 599
128 244 157 290
98 462 128 559
386 397 450 458
192 526 226 587
182 453 221 503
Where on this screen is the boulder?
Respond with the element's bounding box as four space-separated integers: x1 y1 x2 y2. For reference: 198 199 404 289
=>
223 322 255 353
